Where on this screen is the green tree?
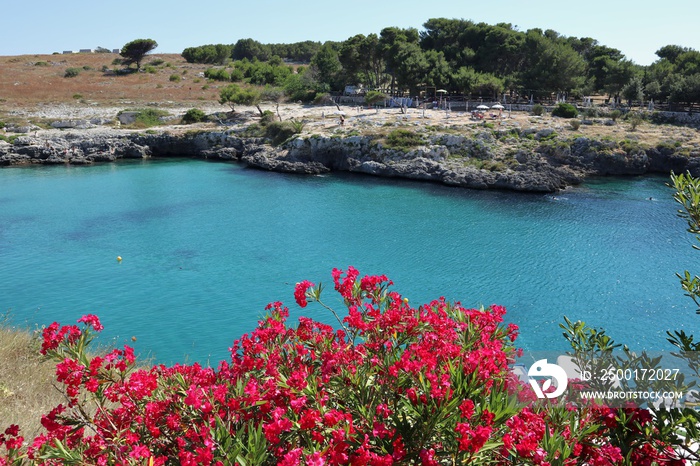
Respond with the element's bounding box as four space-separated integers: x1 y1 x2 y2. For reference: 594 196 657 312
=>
518 30 586 98
219 84 260 113
379 27 420 95
675 50 700 75
622 75 645 107
392 42 428 96
182 44 233 65
260 86 286 121
474 25 524 77
424 50 451 90
310 43 342 89
232 38 270 61
656 44 691 64
120 39 158 71
338 34 385 90
599 58 638 104
364 90 387 110
669 73 700 107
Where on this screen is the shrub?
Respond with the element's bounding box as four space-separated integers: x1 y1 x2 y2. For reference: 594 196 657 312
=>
289 118 306 134
264 121 297 145
583 107 600 118
259 110 277 126
569 119 582 130
142 65 157 74
34 61 48 67
82 65 92 71
531 103 544 116
120 108 170 128
0 267 687 465
610 109 622 121
551 103 578 118
0 134 19 144
313 93 334 106
385 128 423 149
365 90 387 107
618 138 642 154
181 108 206 124
63 67 81 78
72 94 83 100
229 68 244 82
627 111 644 131
149 58 165 66
241 122 263 137
169 74 181 82
204 67 230 81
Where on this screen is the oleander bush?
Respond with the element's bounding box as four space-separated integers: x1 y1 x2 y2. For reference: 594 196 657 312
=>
2 265 694 465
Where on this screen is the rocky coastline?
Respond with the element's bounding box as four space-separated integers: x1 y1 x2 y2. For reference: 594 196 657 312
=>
2 124 700 193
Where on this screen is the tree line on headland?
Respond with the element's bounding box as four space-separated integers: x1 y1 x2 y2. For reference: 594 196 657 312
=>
181 18 700 109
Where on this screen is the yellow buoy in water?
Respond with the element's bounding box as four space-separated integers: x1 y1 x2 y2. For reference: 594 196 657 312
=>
117 256 122 262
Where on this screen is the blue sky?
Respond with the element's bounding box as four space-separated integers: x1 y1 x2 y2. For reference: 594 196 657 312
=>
2 0 697 65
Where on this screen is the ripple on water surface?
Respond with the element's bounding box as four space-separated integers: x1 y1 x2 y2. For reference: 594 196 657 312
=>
0 162 695 364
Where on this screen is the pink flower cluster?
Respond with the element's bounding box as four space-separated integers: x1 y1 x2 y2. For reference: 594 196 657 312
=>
0 267 688 465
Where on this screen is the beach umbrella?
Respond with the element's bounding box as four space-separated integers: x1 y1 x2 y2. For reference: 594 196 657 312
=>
491 104 504 109
476 104 489 110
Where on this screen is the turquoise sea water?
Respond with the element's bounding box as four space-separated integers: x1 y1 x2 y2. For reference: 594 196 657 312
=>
0 159 696 364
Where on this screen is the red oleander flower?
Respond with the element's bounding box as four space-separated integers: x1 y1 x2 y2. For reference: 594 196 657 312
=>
294 280 315 308
40 322 81 355
459 399 475 419
77 314 104 332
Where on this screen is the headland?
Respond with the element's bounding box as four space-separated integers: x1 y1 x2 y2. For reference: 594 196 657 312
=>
2 53 700 192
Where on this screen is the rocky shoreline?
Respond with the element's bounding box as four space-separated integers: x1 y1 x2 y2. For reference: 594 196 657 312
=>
2 125 699 193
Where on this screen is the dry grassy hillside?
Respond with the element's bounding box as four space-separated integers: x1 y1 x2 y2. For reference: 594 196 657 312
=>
1 52 700 150
0 53 222 111
0 323 62 439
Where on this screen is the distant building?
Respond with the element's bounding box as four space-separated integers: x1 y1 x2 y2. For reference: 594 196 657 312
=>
61 48 119 54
